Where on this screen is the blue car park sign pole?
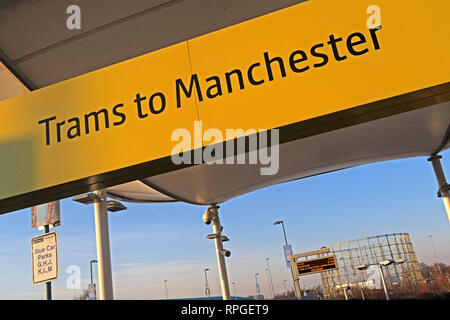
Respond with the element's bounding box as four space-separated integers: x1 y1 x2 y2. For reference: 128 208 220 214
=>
283 245 293 268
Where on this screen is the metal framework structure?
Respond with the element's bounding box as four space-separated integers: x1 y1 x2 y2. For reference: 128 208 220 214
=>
320 233 423 298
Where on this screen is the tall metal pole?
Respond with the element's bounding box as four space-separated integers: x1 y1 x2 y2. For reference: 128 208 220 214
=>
265 258 275 298
89 259 97 300
281 222 297 297
428 235 444 281
343 287 349 300
44 224 52 300
93 190 114 300
283 280 288 296
265 269 272 298
274 221 298 298
164 280 168 299
428 155 450 222
378 264 390 300
90 261 93 284
209 205 231 300
89 260 97 284
280 222 289 246
255 273 260 297
232 282 237 300
204 268 210 299
289 257 302 300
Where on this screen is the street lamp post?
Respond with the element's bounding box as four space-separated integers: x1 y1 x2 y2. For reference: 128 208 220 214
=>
88 259 98 300
428 235 444 281
273 220 297 299
343 286 349 300
378 264 390 300
357 259 404 300
232 282 237 300
204 268 211 299
283 280 288 296
90 259 97 285
265 269 272 299
359 284 365 300
273 221 289 249
265 258 275 298
255 273 261 298
164 280 168 300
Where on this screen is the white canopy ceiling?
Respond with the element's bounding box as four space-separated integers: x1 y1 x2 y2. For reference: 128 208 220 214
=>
107 102 450 204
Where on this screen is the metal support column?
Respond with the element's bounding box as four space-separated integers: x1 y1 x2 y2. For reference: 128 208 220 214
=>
289 257 302 300
379 264 390 300
359 286 365 300
44 224 52 300
207 205 231 300
265 258 275 298
293 275 302 299
343 287 349 300
428 154 450 222
93 190 114 300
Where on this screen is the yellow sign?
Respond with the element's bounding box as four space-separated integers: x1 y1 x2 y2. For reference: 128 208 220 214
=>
1 0 449 213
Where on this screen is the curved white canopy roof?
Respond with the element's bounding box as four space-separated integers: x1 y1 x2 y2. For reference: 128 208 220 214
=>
106 102 450 205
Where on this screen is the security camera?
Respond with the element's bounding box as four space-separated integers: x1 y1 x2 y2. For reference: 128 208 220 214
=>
221 249 231 257
203 209 213 225
203 206 218 225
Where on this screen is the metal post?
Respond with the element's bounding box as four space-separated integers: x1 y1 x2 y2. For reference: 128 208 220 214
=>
90 262 93 284
255 273 261 299
232 282 237 300
265 269 272 298
276 221 298 298
360 286 365 300
280 222 289 248
265 258 275 298
283 280 288 296
428 155 450 222
164 280 168 299
89 260 97 285
204 268 210 299
209 205 231 300
378 264 390 300
290 257 302 299
376 236 392 287
93 190 114 300
88 260 97 300
343 287 349 300
44 225 52 300
428 235 445 283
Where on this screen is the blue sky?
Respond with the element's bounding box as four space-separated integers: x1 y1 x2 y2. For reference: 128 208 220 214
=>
0 150 449 300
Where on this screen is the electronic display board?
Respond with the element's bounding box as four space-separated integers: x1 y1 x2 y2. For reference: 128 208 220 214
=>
296 256 338 275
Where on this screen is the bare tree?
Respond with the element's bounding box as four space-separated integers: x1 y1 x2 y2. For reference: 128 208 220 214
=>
74 289 89 300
